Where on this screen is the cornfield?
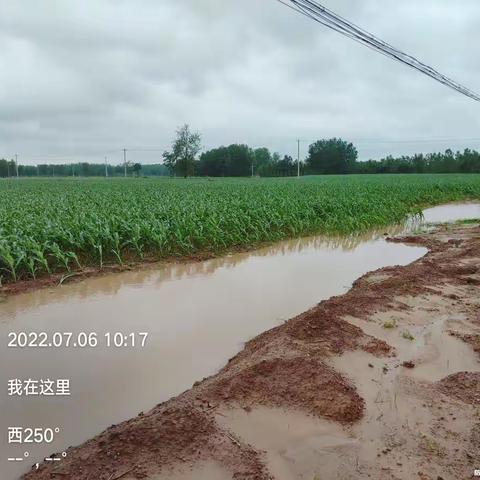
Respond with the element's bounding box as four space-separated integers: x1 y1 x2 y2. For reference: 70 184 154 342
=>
0 174 479 283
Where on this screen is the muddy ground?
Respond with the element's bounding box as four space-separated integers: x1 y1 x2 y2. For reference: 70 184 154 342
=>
22 224 480 480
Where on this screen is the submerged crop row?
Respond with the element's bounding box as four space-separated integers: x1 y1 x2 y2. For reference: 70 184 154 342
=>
0 174 479 283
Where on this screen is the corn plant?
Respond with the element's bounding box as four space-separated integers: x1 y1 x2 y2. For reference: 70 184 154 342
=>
0 174 479 283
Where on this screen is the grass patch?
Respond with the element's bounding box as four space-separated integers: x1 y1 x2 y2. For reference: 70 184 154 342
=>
401 330 415 341
456 218 480 225
420 434 446 456
383 319 397 329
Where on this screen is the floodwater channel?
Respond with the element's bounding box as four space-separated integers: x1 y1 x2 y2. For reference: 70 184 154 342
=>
0 203 478 478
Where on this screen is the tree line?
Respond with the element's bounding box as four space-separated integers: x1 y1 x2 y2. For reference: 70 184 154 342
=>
0 159 168 178
162 126 480 176
356 149 480 174
2 125 480 178
160 125 301 177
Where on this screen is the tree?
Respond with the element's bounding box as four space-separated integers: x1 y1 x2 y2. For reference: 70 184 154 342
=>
133 163 142 177
198 144 254 177
306 138 358 174
80 162 91 176
198 146 229 176
0 159 8 177
224 144 254 177
162 124 201 178
162 151 175 176
141 163 169 176
277 155 296 176
254 148 273 176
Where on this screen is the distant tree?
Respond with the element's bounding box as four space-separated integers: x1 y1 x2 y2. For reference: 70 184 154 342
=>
133 163 142 177
306 138 358 174
80 162 91 176
5 159 16 177
141 164 169 176
162 151 175 176
459 148 480 173
254 148 273 176
277 155 296 176
356 148 480 174
37 164 49 176
412 154 425 173
198 146 229 176
0 159 8 177
163 124 201 178
442 148 457 173
225 144 254 177
198 144 254 177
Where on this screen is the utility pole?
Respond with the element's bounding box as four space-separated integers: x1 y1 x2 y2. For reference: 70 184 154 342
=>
105 156 108 177
15 154 19 178
123 148 127 178
297 139 301 178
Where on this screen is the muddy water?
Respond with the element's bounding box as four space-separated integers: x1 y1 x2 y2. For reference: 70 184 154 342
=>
0 202 476 478
422 201 480 223
215 407 356 480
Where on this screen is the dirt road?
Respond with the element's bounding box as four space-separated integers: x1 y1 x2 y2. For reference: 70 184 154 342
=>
22 223 480 480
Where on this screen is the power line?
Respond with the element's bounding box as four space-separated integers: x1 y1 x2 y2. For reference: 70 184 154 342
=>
277 0 480 102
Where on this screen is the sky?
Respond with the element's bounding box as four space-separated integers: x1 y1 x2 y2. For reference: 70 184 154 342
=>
0 0 479 165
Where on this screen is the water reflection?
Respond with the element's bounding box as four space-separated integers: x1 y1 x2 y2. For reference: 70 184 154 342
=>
422 202 480 223
0 223 413 320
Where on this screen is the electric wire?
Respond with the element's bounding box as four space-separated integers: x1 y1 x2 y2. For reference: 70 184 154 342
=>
277 0 480 102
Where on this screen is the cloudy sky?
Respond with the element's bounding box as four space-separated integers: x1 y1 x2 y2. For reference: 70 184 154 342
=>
0 0 479 165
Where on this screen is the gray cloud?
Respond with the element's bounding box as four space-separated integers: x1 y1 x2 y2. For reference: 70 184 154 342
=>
0 0 479 164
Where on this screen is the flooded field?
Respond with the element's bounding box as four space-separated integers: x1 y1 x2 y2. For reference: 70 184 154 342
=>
1 203 478 478
422 201 480 223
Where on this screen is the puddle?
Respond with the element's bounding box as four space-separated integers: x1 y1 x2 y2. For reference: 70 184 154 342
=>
147 461 232 480
405 316 480 382
328 340 480 475
347 309 480 383
328 292 480 472
327 349 424 466
0 201 477 478
216 407 356 480
422 202 480 223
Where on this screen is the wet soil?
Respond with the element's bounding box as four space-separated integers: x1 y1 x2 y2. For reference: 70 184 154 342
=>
21 223 480 480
